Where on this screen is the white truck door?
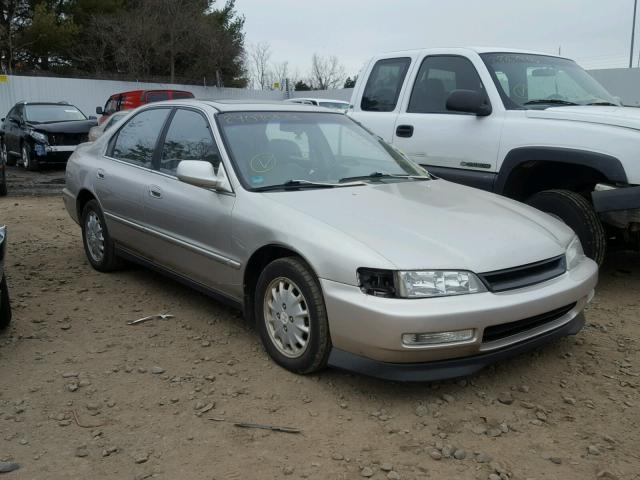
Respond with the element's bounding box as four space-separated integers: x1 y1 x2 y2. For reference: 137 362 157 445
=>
393 53 504 190
349 56 414 142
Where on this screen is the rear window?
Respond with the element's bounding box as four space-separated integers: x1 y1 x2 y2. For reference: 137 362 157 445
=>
361 57 411 112
146 92 170 103
172 91 194 99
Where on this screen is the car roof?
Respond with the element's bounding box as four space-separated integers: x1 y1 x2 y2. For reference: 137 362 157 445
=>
16 101 77 106
378 46 563 58
139 98 341 114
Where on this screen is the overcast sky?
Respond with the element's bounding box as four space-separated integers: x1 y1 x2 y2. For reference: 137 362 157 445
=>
235 0 639 79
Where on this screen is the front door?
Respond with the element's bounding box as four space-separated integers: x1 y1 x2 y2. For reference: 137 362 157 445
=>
142 108 238 295
393 55 503 188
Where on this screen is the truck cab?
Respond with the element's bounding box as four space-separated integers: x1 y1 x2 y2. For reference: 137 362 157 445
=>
349 47 640 264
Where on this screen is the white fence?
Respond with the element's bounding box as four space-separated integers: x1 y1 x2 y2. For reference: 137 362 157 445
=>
0 75 355 118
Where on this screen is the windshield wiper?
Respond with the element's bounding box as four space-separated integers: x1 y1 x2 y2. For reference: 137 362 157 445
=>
523 99 579 106
253 179 364 192
338 171 430 183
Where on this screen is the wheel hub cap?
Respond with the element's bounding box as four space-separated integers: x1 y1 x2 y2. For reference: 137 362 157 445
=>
85 212 105 263
264 277 310 358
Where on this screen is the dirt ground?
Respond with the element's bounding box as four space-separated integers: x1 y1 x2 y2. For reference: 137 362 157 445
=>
1 175 639 480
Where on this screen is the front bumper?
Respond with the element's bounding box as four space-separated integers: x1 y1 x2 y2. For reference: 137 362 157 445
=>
321 256 597 373
33 143 76 163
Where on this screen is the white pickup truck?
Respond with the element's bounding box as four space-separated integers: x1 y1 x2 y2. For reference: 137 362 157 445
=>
349 47 640 264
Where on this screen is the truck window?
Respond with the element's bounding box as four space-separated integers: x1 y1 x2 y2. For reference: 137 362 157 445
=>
408 56 485 114
361 57 411 112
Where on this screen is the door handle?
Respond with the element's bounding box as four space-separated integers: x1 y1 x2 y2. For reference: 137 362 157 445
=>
96 169 105 179
148 185 163 199
396 124 414 138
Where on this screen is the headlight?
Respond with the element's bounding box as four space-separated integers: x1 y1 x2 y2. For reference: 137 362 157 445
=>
396 270 487 298
565 236 585 270
29 130 48 143
358 268 486 298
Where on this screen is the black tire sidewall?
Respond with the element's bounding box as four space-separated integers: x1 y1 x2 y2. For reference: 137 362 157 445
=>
22 143 38 171
0 274 11 330
81 200 118 272
526 190 606 265
255 258 330 374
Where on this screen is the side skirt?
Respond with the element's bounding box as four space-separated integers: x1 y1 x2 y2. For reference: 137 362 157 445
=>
115 246 244 312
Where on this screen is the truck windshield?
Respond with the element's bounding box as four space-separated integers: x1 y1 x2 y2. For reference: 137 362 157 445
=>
217 111 427 191
25 104 86 123
480 53 618 109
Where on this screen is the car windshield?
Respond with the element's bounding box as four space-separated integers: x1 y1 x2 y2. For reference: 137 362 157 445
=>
218 111 427 190
25 104 86 123
481 53 618 109
319 101 350 112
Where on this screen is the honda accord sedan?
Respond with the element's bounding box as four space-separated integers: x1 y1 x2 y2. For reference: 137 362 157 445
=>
62 100 598 381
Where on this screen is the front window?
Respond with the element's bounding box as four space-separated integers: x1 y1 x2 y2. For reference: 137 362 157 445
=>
218 111 426 190
481 53 618 109
25 104 86 123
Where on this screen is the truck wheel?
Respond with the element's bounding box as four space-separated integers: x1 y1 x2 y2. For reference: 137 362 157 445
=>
526 189 606 265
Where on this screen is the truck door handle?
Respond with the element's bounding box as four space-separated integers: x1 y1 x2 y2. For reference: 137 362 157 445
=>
396 125 414 138
96 169 105 179
148 185 163 199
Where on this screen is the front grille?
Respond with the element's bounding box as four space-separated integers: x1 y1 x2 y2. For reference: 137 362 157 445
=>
48 132 88 146
478 255 566 292
482 303 576 343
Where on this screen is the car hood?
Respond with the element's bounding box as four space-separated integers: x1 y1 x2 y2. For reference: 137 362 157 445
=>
263 180 574 273
28 119 97 134
526 105 640 130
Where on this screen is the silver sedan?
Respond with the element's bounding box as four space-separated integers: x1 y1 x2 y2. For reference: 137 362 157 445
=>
62 100 598 381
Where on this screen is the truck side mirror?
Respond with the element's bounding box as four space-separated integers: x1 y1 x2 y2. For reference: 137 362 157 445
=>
446 89 492 116
96 106 103 115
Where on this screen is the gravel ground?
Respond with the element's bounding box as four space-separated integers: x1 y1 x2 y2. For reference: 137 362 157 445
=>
0 191 639 480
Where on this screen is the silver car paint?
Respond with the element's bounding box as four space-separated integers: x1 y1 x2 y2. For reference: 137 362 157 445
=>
63 99 598 363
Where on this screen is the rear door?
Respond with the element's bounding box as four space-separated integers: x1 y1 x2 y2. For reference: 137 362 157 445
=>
96 107 172 256
392 54 504 189
141 107 238 295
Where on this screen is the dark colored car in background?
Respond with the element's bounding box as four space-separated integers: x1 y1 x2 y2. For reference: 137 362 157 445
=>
0 101 96 171
96 89 194 124
0 225 11 330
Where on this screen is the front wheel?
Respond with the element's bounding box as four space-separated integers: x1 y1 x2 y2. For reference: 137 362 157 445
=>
3 141 16 167
21 143 38 171
81 199 123 272
526 189 606 266
255 257 331 374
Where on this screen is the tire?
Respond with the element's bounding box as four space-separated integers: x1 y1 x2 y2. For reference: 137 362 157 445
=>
3 141 16 167
255 257 331 374
0 163 6 197
0 274 11 330
526 189 606 265
21 142 39 171
81 199 122 272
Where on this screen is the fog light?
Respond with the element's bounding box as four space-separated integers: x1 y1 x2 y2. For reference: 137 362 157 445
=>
402 329 475 346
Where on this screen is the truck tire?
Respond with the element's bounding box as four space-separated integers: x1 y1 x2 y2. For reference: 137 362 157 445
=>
526 189 606 266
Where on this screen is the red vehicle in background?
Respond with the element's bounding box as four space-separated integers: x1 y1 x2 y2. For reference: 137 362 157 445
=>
95 89 194 124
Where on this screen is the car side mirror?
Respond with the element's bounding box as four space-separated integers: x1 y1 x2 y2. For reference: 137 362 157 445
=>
446 89 492 116
177 160 222 189
96 106 103 115
1 118 4 122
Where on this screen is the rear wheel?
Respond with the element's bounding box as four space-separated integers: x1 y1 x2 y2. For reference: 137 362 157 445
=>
81 199 122 272
0 274 11 330
3 141 16 167
526 189 606 265
255 257 331 374
21 143 38 171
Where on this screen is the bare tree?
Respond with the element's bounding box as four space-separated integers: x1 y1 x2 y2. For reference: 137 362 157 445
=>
309 53 346 90
249 41 271 89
